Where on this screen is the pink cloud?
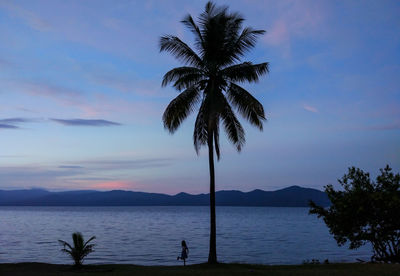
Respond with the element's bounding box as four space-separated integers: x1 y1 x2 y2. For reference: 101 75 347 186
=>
266 20 290 46
88 73 164 97
263 1 327 56
79 94 164 123
3 79 82 102
303 104 318 113
0 1 51 31
0 57 14 69
2 79 94 116
24 82 81 99
90 180 133 190
0 1 162 64
2 78 161 122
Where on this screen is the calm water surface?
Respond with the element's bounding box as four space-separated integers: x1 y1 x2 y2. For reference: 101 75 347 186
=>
0 206 371 265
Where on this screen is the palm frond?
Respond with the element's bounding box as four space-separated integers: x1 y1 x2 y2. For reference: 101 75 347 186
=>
200 5 239 67
222 15 245 63
221 62 269 83
219 95 245 151
82 244 95 257
227 83 266 130
181 14 204 52
193 100 209 154
83 236 96 247
163 86 201 133
202 7 258 68
233 27 265 58
213 117 221 160
162 67 204 87
200 23 223 66
160 36 203 68
58 240 73 250
61 248 72 255
202 1 227 20
173 73 206 91
72 232 83 248
83 244 95 252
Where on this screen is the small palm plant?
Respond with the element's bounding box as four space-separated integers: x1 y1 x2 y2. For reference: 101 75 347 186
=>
58 232 96 266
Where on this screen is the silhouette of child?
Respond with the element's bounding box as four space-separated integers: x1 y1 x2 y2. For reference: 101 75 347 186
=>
177 240 189 265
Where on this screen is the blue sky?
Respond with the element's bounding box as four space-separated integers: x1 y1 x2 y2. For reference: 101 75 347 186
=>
0 0 399 194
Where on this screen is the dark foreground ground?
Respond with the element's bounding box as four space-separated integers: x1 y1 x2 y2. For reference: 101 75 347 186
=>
0 263 399 276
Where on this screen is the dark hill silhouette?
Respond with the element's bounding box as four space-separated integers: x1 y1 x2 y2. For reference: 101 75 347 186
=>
0 186 330 207
0 188 50 203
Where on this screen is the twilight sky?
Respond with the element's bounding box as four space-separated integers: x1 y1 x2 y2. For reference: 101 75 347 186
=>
0 0 399 194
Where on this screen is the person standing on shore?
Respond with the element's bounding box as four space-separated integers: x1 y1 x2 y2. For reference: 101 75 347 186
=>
177 240 189 266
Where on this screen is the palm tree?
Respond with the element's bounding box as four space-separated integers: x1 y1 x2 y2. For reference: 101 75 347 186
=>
160 2 268 264
58 232 96 266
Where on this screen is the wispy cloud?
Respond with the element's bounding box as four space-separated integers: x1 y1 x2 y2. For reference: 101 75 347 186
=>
0 117 121 129
0 155 26 158
87 72 165 97
3 79 84 108
0 117 36 129
0 57 14 68
262 1 327 57
0 157 174 190
16 107 38 113
3 78 161 121
303 104 318 113
58 165 84 169
0 118 34 124
265 19 289 47
21 81 81 99
0 1 51 31
1 1 168 64
0 124 19 129
0 166 80 188
51 118 121 127
365 122 400 131
80 158 173 170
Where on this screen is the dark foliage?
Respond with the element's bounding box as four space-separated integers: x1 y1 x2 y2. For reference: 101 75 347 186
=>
160 1 268 158
160 2 268 264
58 232 96 266
309 165 400 263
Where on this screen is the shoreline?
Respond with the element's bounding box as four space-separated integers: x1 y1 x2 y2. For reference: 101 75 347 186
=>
1 262 398 276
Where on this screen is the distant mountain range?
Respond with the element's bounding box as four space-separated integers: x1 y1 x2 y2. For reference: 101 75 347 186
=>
0 186 330 207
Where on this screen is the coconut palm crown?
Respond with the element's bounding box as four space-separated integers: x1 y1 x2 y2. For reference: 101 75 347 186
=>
58 232 96 266
160 2 268 264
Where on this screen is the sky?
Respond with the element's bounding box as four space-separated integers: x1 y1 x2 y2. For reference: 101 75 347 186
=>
0 0 399 194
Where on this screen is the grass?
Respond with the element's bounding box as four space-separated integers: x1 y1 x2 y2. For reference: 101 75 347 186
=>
0 263 399 276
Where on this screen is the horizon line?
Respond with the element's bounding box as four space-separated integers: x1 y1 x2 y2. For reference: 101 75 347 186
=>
0 185 322 195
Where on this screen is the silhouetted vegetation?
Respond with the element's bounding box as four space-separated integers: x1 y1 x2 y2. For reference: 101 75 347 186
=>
310 165 400 263
160 1 268 264
58 232 96 267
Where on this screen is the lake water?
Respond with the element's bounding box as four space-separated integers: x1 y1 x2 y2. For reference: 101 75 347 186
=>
0 206 371 265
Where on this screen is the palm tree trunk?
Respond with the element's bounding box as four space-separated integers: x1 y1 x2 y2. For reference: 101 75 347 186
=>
207 132 217 264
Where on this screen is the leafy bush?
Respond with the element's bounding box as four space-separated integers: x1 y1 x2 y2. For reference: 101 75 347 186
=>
310 165 400 263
